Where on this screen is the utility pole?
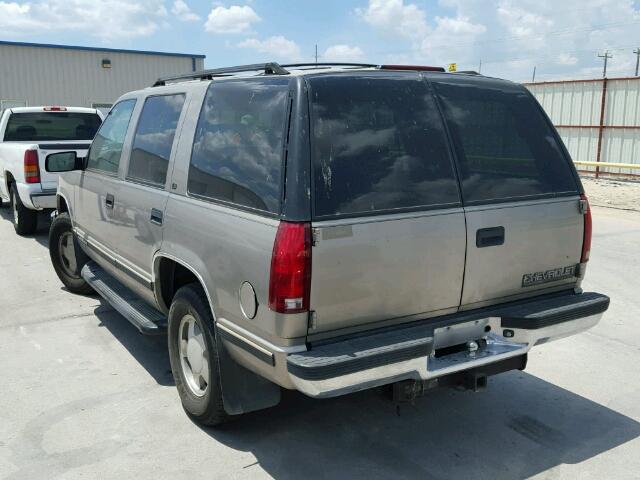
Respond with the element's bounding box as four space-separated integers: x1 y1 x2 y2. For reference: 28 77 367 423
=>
532 66 536 83
314 44 318 65
598 50 612 78
478 59 482 73
634 48 640 76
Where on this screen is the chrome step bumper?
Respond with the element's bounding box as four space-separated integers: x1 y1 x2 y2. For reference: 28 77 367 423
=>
287 292 609 398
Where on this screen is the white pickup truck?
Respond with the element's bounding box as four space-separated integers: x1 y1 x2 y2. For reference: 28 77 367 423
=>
0 106 103 234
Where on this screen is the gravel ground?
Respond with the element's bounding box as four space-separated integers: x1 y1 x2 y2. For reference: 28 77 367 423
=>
581 176 640 211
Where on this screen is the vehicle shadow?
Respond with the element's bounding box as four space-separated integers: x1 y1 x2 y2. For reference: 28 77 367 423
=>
91 300 174 387
202 374 640 480
0 206 51 247
92 301 640 480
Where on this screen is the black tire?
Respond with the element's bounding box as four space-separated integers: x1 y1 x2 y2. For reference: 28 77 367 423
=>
49 212 93 295
168 284 229 426
10 184 38 235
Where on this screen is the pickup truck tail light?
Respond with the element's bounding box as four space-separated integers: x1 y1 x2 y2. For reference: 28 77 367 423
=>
580 194 592 263
24 150 40 184
269 222 311 314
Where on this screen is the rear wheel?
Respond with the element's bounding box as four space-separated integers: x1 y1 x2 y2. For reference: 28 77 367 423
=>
10 185 38 235
49 212 93 294
168 284 228 426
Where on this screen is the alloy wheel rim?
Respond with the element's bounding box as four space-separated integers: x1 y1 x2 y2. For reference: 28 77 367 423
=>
178 314 210 397
58 231 78 277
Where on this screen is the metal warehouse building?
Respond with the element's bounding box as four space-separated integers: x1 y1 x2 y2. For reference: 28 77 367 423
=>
525 76 640 176
0 40 205 114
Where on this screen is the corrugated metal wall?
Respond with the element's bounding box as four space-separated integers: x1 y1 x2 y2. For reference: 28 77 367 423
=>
0 44 205 111
526 77 640 175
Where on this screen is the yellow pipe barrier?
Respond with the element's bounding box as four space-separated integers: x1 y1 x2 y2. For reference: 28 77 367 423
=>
573 160 640 170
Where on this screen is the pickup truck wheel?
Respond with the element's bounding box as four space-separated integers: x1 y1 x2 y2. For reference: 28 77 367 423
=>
168 284 228 426
10 185 38 235
49 212 93 295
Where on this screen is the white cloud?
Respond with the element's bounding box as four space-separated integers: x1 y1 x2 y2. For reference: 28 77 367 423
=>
323 44 365 61
355 0 428 39
171 0 199 22
0 0 167 40
237 35 301 61
204 5 260 34
359 0 640 81
557 53 578 66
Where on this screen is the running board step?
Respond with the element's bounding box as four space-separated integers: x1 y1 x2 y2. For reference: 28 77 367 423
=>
81 261 166 335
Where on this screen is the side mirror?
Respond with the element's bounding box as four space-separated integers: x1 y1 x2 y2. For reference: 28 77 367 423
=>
45 151 84 172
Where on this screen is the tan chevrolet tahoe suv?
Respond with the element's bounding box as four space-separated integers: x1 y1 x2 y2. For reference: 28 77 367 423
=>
45 63 609 426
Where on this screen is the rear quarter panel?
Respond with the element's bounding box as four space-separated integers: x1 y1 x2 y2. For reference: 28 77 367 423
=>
160 196 308 344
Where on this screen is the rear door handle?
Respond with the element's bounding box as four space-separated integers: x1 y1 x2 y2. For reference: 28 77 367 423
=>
476 226 505 248
105 193 114 209
150 208 163 226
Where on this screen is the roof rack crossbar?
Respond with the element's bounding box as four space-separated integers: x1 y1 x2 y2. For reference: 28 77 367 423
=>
153 62 290 87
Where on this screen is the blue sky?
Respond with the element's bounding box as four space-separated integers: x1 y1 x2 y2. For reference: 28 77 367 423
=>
1 0 640 82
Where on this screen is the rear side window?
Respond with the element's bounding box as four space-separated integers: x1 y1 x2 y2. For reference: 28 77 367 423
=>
4 112 101 141
127 94 186 187
86 99 136 174
308 74 460 218
188 78 290 214
432 79 578 203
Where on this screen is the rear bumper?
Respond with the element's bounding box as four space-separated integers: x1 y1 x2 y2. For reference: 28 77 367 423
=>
15 183 56 210
286 292 609 398
30 189 57 209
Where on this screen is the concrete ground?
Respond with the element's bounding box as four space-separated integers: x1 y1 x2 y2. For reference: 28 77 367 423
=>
0 205 638 480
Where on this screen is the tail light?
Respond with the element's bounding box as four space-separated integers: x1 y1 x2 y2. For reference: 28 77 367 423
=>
269 222 312 314
43 106 67 111
24 150 40 184
580 194 592 263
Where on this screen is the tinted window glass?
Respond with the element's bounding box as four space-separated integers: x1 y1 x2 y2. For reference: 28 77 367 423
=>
127 94 185 186
86 100 136 174
309 74 460 218
4 112 101 141
188 79 289 213
432 79 578 203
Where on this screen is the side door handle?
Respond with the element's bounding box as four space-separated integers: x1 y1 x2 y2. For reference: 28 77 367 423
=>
150 208 163 226
476 226 505 248
105 193 114 209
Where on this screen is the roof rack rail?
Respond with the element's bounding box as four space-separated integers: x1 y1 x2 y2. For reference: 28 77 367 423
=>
456 70 481 75
282 62 378 69
152 62 290 87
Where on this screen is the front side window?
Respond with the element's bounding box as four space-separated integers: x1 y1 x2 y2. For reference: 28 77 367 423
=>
4 112 101 141
432 78 578 203
127 94 186 187
188 78 290 213
309 73 460 218
86 99 136 174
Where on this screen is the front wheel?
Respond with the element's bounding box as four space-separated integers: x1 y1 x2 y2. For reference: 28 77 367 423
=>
168 284 228 426
10 185 38 235
49 212 93 294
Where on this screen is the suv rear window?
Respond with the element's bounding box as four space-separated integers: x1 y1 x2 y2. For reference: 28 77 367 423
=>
188 78 290 214
4 112 101 141
308 74 460 218
432 78 578 203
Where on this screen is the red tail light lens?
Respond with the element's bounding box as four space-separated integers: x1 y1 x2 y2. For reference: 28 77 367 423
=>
24 149 40 184
269 222 312 314
580 194 592 263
